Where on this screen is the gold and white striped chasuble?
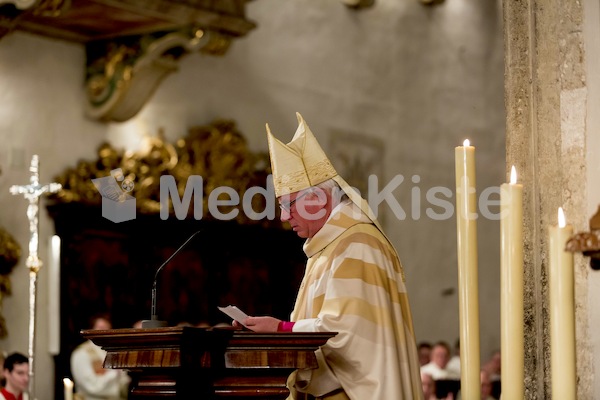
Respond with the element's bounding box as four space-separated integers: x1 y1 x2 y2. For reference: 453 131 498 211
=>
287 201 423 400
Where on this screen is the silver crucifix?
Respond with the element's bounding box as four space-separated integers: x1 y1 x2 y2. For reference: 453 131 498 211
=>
9 155 61 400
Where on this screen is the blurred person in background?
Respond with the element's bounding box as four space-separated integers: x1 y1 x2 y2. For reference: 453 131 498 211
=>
1 352 29 400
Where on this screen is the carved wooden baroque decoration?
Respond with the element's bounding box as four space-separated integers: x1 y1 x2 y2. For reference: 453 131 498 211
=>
419 0 445 5
0 0 63 12
341 0 375 8
341 0 444 7
0 0 36 11
49 119 279 227
566 205 600 270
0 0 256 122
0 226 20 338
85 28 235 122
0 1 446 121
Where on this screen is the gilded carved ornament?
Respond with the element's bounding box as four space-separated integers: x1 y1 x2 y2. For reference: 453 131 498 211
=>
341 0 374 8
49 120 282 228
341 0 444 7
0 0 257 121
0 0 38 10
419 0 445 5
566 206 600 270
0 165 21 338
31 0 69 16
0 0 69 38
0 0 444 122
85 28 234 122
0 227 20 338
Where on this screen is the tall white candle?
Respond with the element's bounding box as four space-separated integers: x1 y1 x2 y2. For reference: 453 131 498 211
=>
454 139 480 400
549 207 576 399
48 235 61 355
63 377 74 400
500 166 524 399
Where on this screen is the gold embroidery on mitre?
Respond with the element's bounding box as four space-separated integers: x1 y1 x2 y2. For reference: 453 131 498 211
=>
273 169 311 196
305 159 337 186
266 113 338 197
267 123 310 197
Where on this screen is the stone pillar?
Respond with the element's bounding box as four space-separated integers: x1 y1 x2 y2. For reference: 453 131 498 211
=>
503 0 591 399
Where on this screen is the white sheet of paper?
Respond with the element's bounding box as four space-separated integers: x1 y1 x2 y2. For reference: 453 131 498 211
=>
218 305 250 327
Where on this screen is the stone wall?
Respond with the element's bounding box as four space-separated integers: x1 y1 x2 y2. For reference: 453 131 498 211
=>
504 0 594 397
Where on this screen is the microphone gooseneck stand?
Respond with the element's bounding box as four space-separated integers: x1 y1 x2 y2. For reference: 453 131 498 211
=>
141 230 202 328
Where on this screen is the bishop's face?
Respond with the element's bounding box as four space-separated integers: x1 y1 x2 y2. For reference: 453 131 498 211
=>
279 188 330 238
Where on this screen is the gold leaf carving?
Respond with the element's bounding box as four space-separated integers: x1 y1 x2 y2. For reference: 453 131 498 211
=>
50 120 280 227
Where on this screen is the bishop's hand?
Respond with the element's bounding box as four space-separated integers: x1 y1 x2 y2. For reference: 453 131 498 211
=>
233 316 281 332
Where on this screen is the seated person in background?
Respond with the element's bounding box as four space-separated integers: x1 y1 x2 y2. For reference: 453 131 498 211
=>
482 350 501 399
482 350 501 382
421 372 437 400
421 341 459 380
418 342 433 366
422 372 455 400
71 315 130 400
453 369 495 400
480 369 495 400
445 339 460 378
1 352 29 400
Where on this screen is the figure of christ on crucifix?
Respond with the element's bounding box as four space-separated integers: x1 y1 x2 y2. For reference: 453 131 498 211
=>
9 155 61 400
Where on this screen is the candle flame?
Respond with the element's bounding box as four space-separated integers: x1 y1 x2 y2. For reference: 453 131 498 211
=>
558 207 566 228
510 166 517 184
463 139 470 147
63 378 73 387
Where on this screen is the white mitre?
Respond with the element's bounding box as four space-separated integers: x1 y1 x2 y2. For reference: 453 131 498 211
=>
266 112 389 237
266 112 337 197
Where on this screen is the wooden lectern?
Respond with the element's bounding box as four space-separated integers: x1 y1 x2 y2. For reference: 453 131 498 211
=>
82 327 336 399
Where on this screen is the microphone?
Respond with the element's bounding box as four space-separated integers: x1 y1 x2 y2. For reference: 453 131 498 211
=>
141 230 202 328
